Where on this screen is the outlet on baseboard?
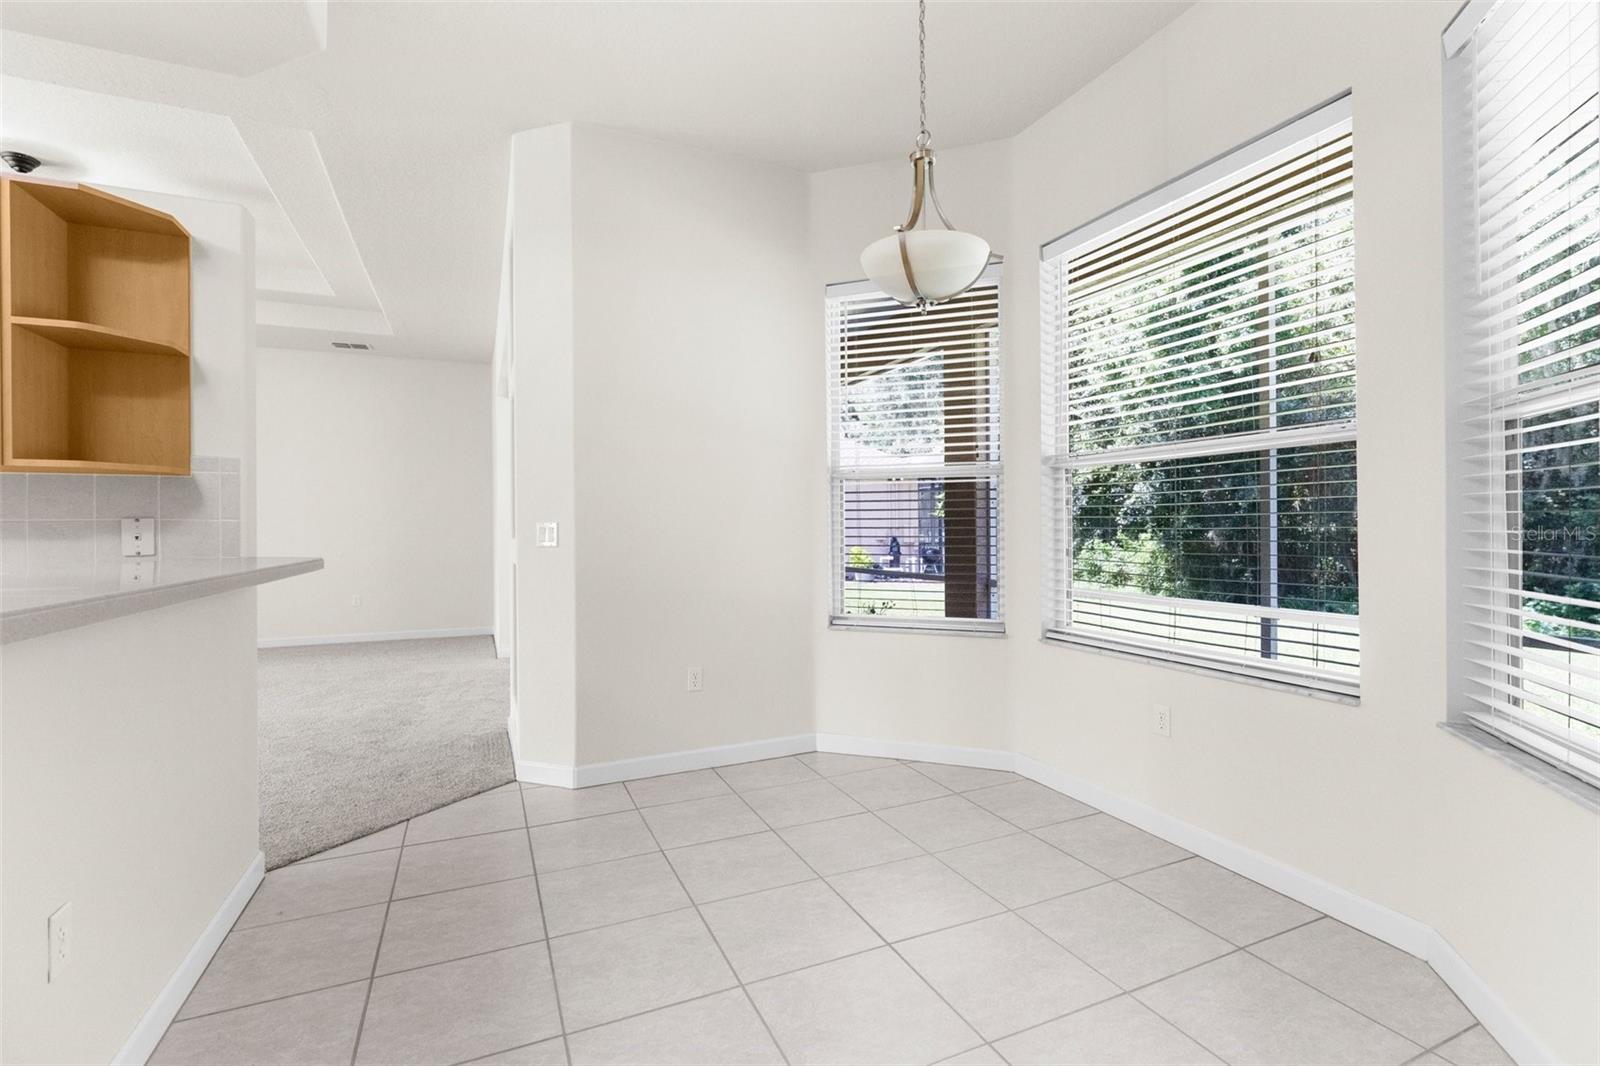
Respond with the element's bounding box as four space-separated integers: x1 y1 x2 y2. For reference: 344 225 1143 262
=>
47 902 71 982
1153 704 1172 738
686 666 704 693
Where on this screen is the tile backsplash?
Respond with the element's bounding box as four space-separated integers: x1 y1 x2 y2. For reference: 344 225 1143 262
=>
1 457 241 576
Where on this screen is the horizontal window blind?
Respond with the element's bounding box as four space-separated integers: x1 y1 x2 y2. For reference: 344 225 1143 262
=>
827 273 1003 631
1452 0 1600 786
1042 99 1359 695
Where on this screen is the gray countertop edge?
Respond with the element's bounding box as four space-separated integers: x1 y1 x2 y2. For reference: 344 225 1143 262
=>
1 557 324 645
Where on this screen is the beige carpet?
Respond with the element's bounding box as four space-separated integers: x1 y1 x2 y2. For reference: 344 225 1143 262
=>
258 636 513 868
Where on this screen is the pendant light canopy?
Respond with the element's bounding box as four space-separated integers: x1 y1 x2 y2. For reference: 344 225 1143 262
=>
860 0 993 309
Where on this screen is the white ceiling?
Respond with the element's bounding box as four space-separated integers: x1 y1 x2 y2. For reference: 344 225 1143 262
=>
0 1 1190 362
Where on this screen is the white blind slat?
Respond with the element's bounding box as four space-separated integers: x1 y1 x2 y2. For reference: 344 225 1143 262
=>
1452 0 1600 786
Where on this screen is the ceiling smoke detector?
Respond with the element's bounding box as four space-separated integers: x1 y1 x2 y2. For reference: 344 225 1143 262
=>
2 152 42 174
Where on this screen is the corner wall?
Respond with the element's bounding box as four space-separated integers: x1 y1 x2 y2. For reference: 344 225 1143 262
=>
805 3 1598 1062
508 124 816 771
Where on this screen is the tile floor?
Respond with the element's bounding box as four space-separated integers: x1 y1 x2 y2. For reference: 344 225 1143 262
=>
151 754 1512 1066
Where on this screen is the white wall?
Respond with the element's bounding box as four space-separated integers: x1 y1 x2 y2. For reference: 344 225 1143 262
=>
114 185 259 553
508 125 579 769
1 192 260 1065
806 4 1599 1063
255 348 492 642
509 123 816 768
1 592 260 1065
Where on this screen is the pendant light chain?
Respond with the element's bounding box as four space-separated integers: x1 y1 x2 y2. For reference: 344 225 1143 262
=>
916 0 930 148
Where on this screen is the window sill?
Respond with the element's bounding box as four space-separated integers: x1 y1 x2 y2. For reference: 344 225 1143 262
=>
1040 630 1360 705
1440 721 1600 813
829 617 1007 639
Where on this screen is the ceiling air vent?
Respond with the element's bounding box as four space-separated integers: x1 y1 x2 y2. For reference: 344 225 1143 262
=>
331 341 372 350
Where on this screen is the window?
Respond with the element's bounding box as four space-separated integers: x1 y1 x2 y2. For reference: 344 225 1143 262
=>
1041 99 1359 695
827 271 1003 632
1448 0 1599 786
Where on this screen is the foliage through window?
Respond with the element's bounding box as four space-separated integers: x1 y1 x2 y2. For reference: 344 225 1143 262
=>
827 274 1003 631
1042 101 1359 694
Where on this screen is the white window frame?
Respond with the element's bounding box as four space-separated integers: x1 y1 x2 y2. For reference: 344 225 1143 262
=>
1040 95 1360 698
826 269 1005 635
1445 0 1600 792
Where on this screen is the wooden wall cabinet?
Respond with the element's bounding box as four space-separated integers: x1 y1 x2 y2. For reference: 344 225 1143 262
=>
0 179 192 475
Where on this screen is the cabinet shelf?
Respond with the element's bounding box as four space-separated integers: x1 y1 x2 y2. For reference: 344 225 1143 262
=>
12 317 188 359
1 179 193 475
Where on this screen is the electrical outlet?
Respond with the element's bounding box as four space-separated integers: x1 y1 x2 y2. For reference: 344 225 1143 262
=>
351 593 362 607
121 517 156 557
686 666 704 693
1153 704 1172 738
47 903 71 982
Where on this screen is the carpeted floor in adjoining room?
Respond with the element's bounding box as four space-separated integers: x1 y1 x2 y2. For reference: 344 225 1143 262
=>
257 636 513 868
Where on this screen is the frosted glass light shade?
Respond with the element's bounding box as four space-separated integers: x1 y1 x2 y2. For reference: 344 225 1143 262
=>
861 228 991 305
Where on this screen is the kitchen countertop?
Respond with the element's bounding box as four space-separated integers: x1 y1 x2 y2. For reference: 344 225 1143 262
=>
0 556 323 644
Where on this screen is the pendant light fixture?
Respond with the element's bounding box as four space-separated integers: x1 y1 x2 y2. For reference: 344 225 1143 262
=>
860 0 993 309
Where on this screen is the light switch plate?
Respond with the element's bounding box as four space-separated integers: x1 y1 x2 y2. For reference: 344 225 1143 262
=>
535 522 559 548
121 517 156 557
47 902 70 982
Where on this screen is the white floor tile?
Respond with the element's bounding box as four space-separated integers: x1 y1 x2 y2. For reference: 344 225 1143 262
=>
716 757 821 793
827 855 1004 941
1124 857 1318 946
939 832 1105 909
663 831 815 903
528 811 657 874
994 994 1221 1065
830 764 952 809
523 783 634 827
356 943 561 1065
640 794 767 849
549 909 737 1031
778 813 922 875
394 829 534 897
875 795 1015 851
1135 952 1421 1065
739 778 864 828
405 790 527 844
237 849 399 928
376 877 545 974
539 852 691 936
567 989 783 1065
898 913 1118 1040
1034 813 1190 878
747 947 980 1065
151 982 368 1065
964 780 1096 829
1021 881 1231 989
701 879 881 981
1250 918 1474 1047
625 769 732 808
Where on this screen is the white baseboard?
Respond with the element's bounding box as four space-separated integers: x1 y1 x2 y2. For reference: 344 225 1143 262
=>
516 759 579 788
814 732 1015 772
814 732 1555 1066
513 734 817 789
112 851 264 1066
258 626 492 649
